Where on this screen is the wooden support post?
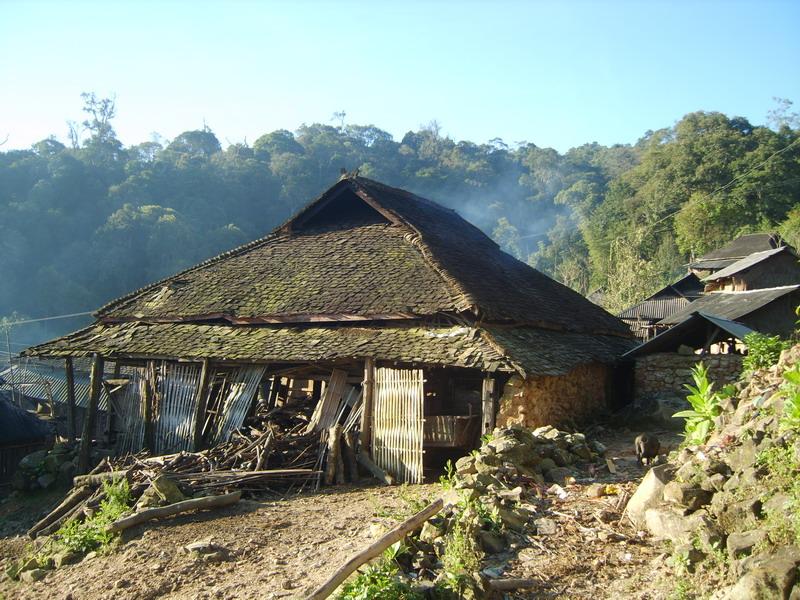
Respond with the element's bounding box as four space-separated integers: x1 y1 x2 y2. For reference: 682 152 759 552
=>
77 354 104 474
358 358 375 455
343 431 359 482
65 357 77 443
325 424 342 486
192 358 212 451
481 375 497 436
142 361 155 452
104 361 121 445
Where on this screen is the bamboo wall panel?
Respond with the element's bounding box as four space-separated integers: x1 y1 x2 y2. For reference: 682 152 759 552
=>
109 366 146 454
305 369 348 433
153 362 202 454
210 365 266 444
372 367 424 484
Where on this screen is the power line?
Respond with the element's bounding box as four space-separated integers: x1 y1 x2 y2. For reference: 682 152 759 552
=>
1 311 94 327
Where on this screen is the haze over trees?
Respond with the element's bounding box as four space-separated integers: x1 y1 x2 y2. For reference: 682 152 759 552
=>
1 95 799 342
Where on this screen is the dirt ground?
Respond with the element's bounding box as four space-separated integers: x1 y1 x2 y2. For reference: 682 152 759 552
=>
0 427 683 600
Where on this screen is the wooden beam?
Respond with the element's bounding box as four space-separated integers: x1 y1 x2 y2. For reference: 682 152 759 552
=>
65 357 77 443
358 358 375 454
77 354 104 474
192 358 212 451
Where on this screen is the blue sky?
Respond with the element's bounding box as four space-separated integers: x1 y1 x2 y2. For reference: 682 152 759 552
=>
1 0 798 152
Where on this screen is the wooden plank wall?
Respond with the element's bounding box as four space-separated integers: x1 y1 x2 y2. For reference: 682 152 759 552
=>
372 367 425 484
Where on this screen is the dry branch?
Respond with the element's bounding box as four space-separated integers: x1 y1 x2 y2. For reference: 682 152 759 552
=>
28 485 92 538
307 498 443 600
106 491 242 533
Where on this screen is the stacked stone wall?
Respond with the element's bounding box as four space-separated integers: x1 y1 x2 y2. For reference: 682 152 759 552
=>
634 352 743 400
496 363 609 428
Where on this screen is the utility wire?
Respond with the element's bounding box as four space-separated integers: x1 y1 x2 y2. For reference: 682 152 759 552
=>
1 311 94 327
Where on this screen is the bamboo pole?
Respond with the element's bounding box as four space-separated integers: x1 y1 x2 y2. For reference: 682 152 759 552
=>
307 498 443 600
65 357 77 443
77 354 104 474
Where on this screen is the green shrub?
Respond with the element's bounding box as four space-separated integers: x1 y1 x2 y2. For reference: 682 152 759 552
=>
674 363 723 445
756 445 800 546
336 546 423 600
779 364 800 431
743 332 792 372
57 478 131 554
438 460 457 491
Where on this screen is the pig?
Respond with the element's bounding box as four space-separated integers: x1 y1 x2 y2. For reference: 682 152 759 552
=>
635 433 660 466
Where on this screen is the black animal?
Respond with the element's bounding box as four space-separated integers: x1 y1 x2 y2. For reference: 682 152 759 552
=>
635 433 660 466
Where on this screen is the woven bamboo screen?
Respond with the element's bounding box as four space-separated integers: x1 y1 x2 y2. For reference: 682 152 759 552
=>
372 367 425 484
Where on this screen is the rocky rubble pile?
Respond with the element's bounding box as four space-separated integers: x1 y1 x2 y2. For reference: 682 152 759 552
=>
11 443 80 491
626 344 800 599
388 425 607 597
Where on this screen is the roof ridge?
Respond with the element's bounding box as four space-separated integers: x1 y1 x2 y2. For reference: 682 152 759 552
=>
705 284 800 295
350 179 481 315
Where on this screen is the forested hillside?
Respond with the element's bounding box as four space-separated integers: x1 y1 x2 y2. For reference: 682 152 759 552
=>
2 95 799 342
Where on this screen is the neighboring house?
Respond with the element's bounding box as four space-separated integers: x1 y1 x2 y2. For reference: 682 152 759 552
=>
24 176 634 483
617 273 704 340
658 285 800 338
702 245 800 293
689 232 786 277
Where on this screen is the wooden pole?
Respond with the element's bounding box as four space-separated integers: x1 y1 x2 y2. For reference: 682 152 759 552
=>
342 431 359 482
307 498 443 600
64 357 77 443
481 375 497 436
324 424 342 486
104 361 121 445
106 491 242 533
77 354 104 474
192 358 212 450
358 358 375 454
143 361 155 452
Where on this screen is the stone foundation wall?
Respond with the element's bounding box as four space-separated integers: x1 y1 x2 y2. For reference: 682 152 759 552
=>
634 352 743 400
496 363 609 428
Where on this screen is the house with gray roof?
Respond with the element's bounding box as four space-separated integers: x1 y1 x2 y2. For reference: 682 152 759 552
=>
24 176 634 483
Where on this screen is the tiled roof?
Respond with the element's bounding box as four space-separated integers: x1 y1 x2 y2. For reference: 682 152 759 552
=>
659 285 800 325
702 246 796 282
95 176 630 337
618 297 691 322
689 233 784 270
24 322 634 378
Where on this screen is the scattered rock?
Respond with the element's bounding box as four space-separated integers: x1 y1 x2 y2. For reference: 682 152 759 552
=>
478 530 506 554
726 530 767 560
20 568 47 583
534 517 557 536
626 464 673 529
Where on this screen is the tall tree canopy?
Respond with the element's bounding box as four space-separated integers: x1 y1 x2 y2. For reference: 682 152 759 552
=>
1 95 798 341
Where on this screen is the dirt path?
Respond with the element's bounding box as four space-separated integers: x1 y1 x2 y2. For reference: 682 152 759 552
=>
0 427 681 600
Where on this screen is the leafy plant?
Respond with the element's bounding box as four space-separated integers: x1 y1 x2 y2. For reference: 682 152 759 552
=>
440 517 480 589
438 460 457 491
336 557 423 600
756 445 800 546
779 364 800 431
56 478 131 554
673 363 723 445
743 332 792 372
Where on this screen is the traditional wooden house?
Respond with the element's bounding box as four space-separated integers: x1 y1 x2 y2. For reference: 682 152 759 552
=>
24 176 633 483
689 232 786 277
659 284 800 338
701 245 800 293
617 273 704 340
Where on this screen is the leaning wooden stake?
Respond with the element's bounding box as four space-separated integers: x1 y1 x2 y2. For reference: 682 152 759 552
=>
106 491 241 533
307 498 444 600
77 353 104 474
356 452 394 485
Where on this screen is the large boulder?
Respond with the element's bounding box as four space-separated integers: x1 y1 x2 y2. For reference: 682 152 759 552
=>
626 465 673 529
